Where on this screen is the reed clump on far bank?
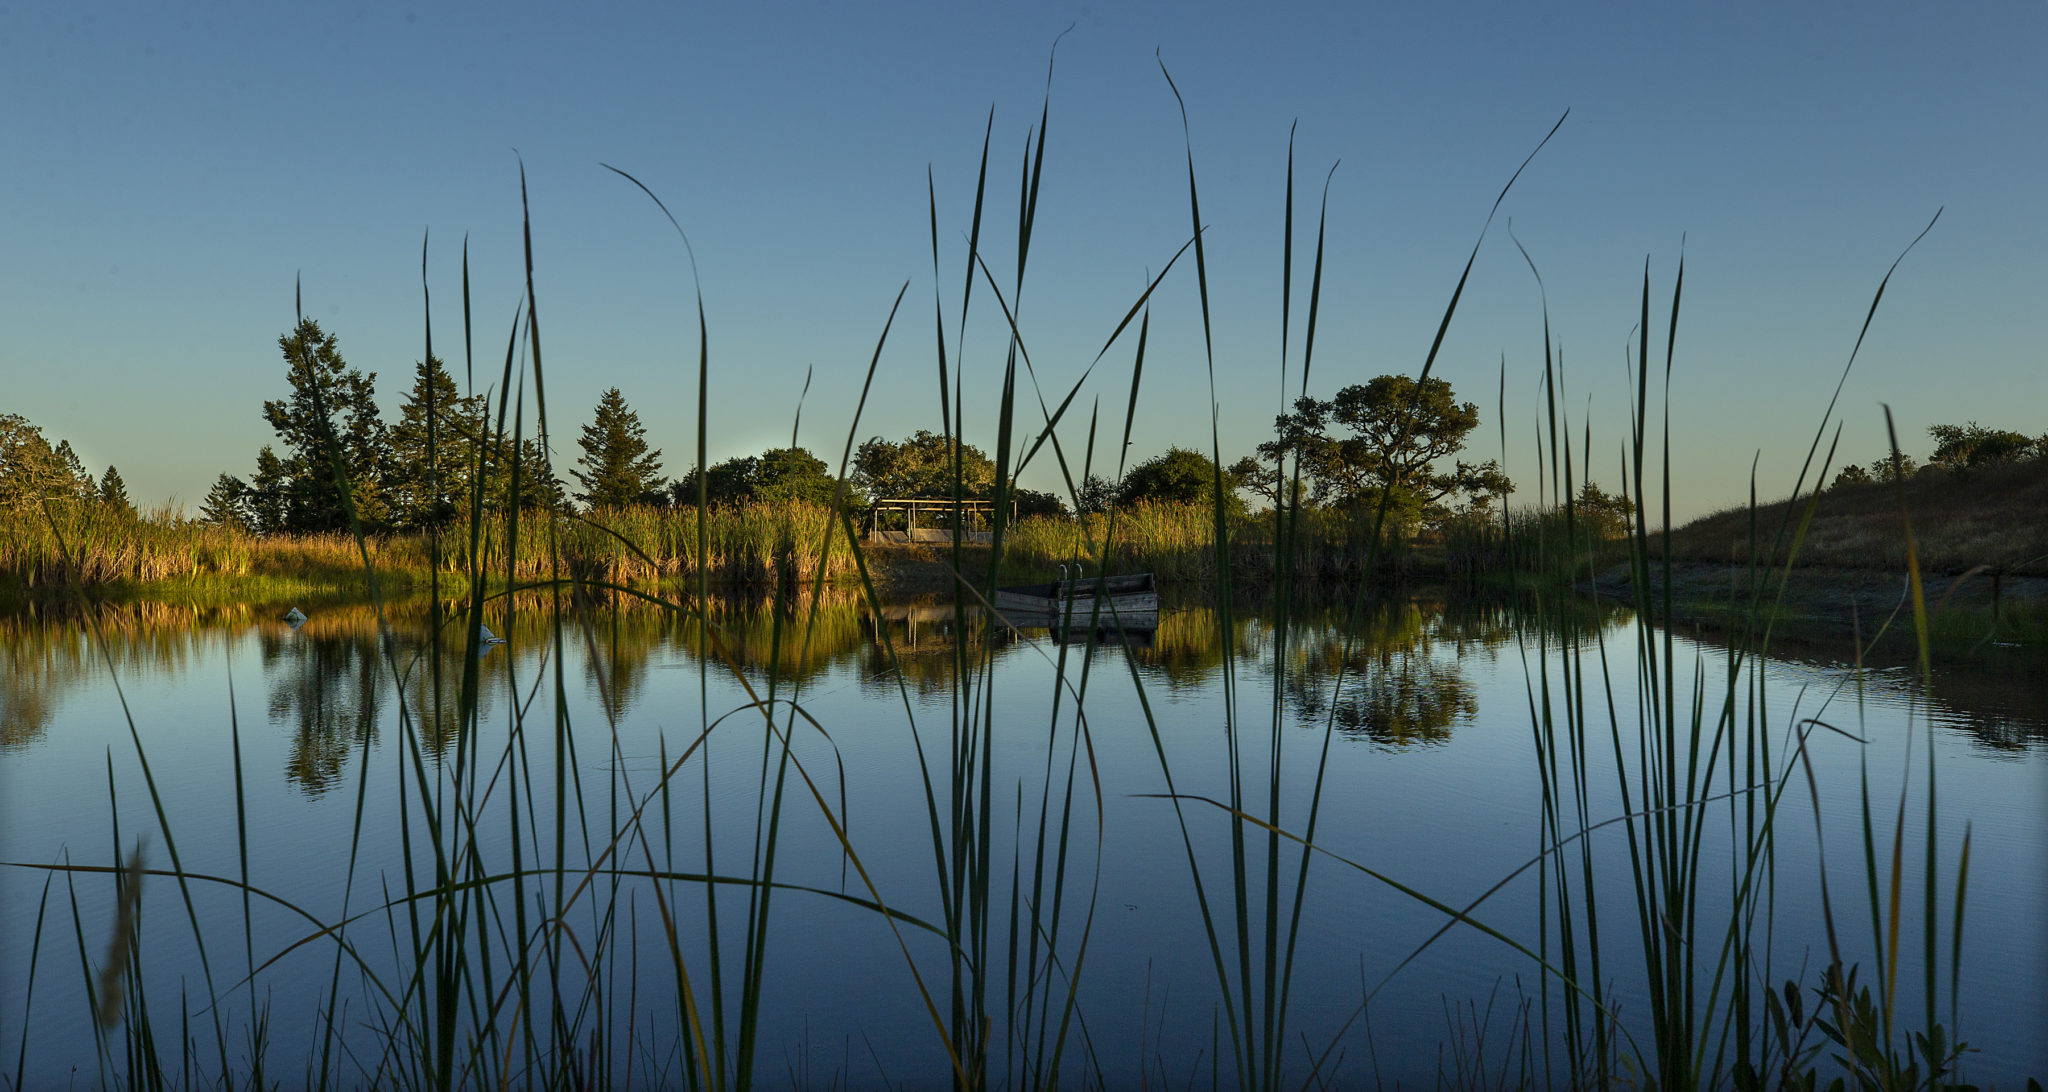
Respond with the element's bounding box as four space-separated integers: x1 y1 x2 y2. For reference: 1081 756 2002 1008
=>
0 502 362 596
1003 500 1451 584
0 500 856 602
8 497 1468 604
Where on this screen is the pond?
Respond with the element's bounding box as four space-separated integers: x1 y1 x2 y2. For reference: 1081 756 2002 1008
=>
2 591 2042 1089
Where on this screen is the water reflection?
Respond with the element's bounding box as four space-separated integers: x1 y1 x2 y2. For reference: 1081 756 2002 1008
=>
1303 642 1476 745
1678 626 2048 755
1258 600 1503 746
1 602 251 748
261 619 390 793
4 593 2042 786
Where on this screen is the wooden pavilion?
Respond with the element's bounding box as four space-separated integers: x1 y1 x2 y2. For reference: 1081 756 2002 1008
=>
863 497 1015 545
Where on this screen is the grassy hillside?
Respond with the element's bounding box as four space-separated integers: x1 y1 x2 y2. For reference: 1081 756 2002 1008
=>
1651 457 2048 575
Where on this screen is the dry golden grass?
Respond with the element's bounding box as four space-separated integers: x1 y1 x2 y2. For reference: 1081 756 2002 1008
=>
0 501 859 600
1002 500 1423 584
1652 457 2048 575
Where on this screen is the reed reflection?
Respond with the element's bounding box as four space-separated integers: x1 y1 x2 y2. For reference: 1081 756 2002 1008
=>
677 590 869 687
857 600 1034 699
3 591 2038 782
1 603 248 748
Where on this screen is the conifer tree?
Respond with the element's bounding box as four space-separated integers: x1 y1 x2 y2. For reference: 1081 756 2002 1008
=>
508 436 568 511
259 318 392 532
388 356 489 528
572 388 665 508
98 465 135 517
53 440 93 501
246 446 291 534
199 474 251 530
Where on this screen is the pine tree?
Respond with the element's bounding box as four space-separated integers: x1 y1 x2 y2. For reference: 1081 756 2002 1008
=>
387 357 489 529
199 474 251 530
334 366 393 529
259 318 392 533
246 446 291 534
508 436 568 511
98 465 136 517
53 440 93 501
572 388 665 509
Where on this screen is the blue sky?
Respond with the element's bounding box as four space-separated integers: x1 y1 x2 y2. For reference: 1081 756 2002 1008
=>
4 2 2042 520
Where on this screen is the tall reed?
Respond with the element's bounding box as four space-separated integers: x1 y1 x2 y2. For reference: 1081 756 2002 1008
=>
0 501 857 601
1496 213 1980 1090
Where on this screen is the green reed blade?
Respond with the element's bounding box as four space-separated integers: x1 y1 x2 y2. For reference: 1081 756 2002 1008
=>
11 871 53 1091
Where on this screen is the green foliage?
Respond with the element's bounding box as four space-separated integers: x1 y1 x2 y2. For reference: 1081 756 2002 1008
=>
1873 453 1919 484
1488 480 1637 579
1813 965 1976 1092
669 446 846 508
255 319 393 534
506 436 568 512
1244 374 1510 525
0 499 859 598
1929 421 2036 471
1011 486 1067 518
245 447 290 534
752 447 839 504
198 474 251 531
668 456 751 506
386 357 487 529
11 86 2025 1092
1573 480 1635 540
53 441 92 501
1115 445 1247 515
0 413 93 510
853 429 995 498
1832 463 1875 490
572 387 666 508
1731 978 1830 1092
1075 473 1117 514
97 465 135 518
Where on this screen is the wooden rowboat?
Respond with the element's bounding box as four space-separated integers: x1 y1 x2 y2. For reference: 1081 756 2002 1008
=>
991 571 1158 629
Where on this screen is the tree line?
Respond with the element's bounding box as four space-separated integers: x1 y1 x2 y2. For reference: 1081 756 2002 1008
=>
1830 421 2048 489
196 320 564 534
180 319 1050 534
80 312 2040 540
5 320 1544 538
0 414 136 518
162 319 1548 536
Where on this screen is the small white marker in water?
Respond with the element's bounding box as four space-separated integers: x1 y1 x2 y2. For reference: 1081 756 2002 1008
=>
283 607 306 630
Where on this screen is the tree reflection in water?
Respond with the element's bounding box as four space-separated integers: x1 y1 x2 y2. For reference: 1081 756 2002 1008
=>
262 619 392 794
1 602 247 749
3 592 2039 786
1266 599 1495 746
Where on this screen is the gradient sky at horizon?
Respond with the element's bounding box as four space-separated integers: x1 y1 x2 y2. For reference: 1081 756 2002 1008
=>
4 2 2042 521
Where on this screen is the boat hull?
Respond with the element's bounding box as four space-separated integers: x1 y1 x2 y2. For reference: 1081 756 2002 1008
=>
992 605 1160 630
991 573 1158 628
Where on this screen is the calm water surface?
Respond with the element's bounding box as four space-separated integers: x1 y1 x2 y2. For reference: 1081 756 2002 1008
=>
2 594 2042 1088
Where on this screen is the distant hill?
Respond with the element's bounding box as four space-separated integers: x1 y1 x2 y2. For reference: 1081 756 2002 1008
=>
1650 457 2048 577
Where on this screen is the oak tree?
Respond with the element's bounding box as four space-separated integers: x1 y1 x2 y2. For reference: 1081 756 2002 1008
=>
1237 374 1511 523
